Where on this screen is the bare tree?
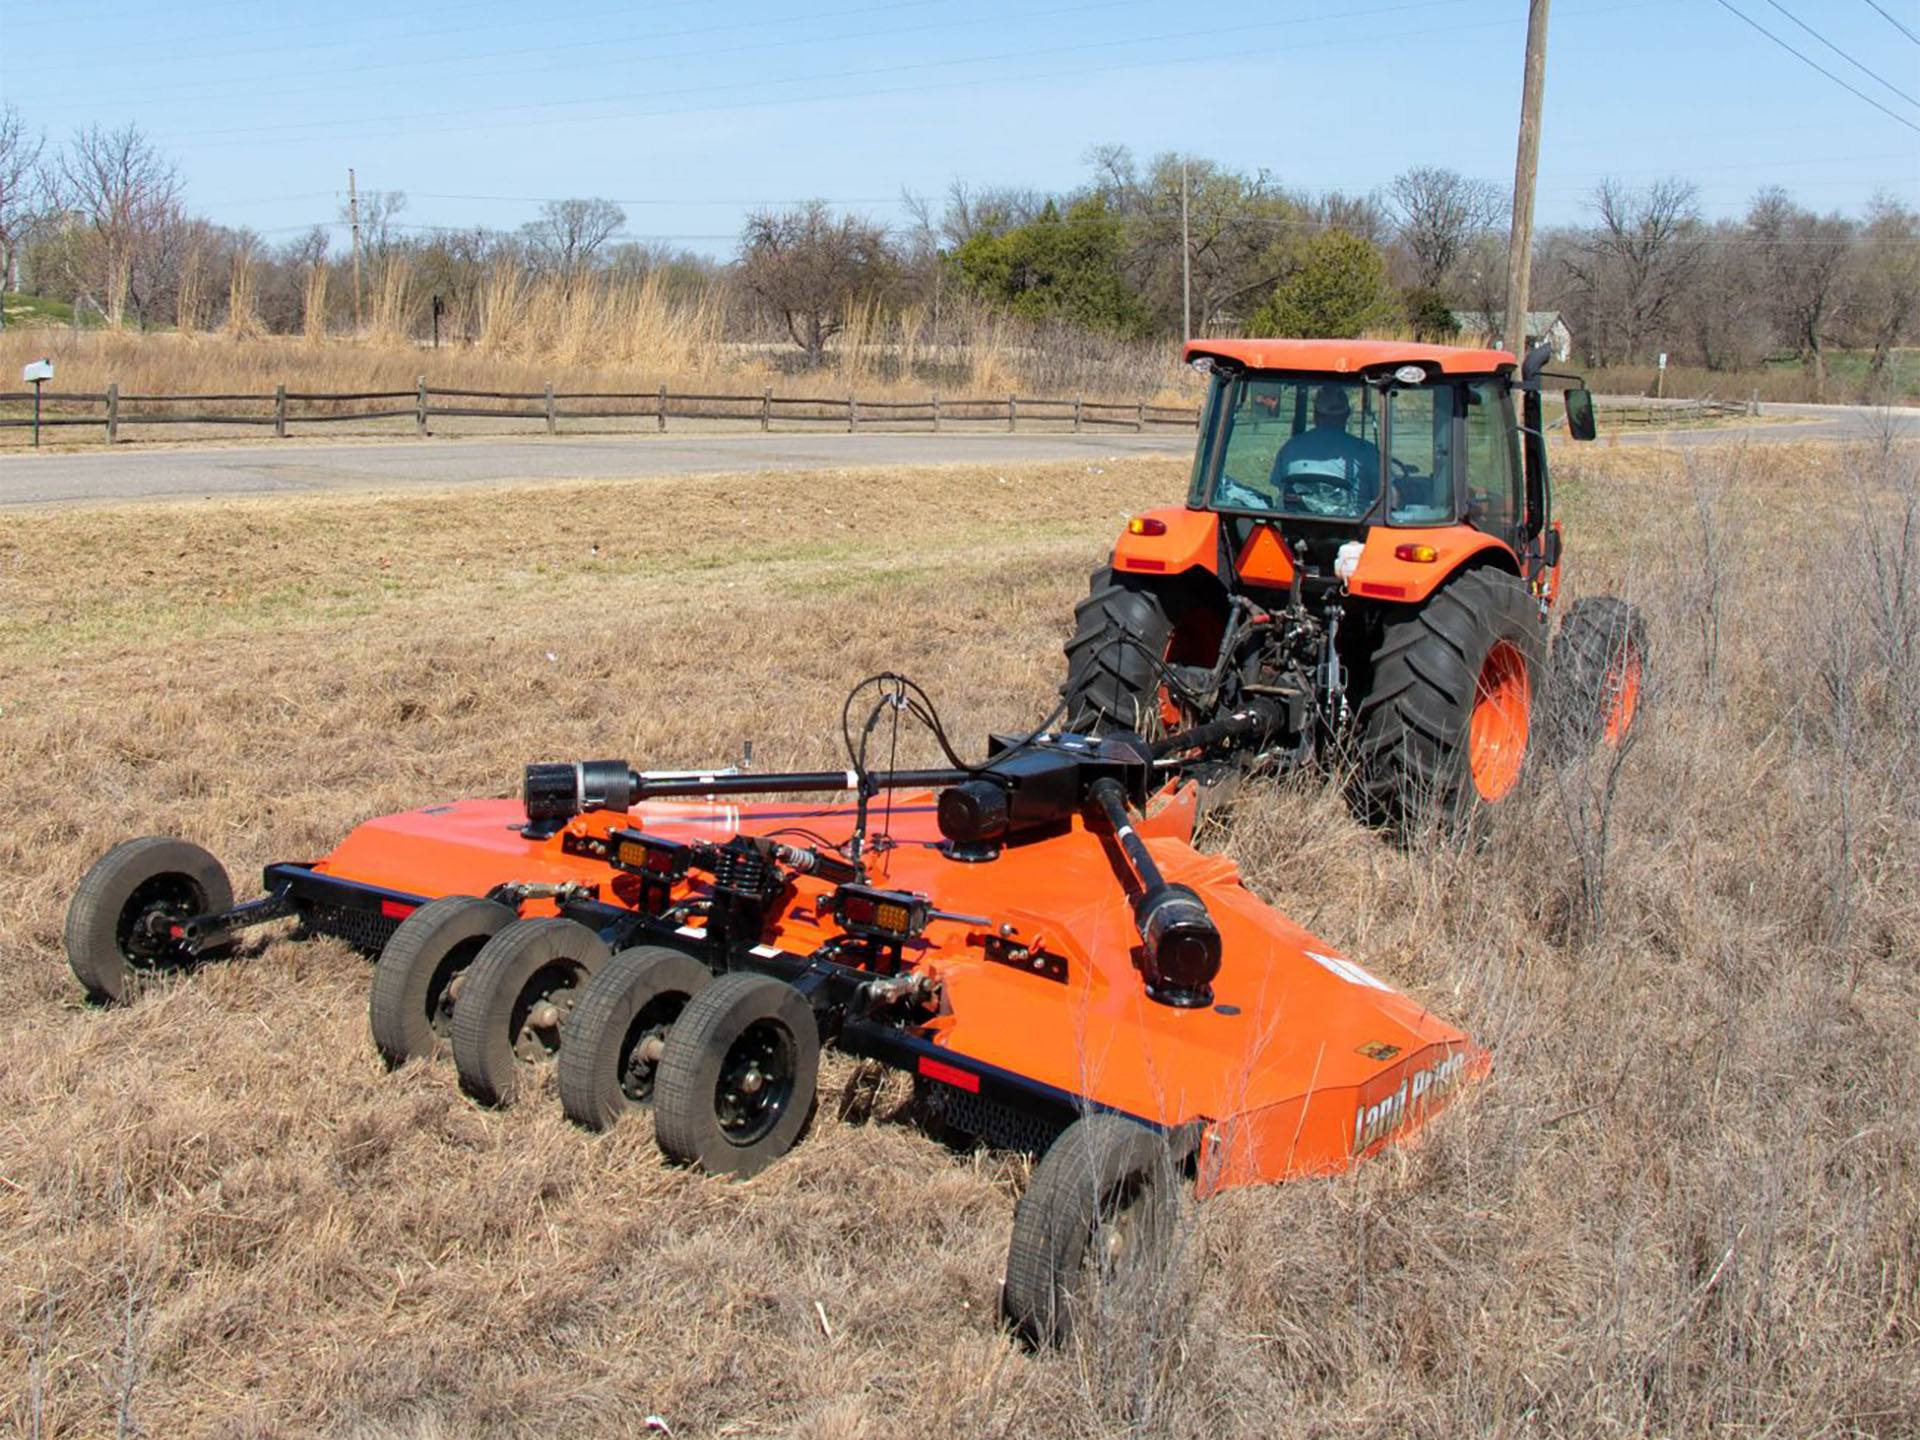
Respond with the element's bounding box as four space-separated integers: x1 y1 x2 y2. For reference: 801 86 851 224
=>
522 197 625 284
1388 166 1507 292
1561 178 1705 364
738 201 893 367
0 104 54 304
1849 195 1920 393
1748 188 1854 398
59 122 183 328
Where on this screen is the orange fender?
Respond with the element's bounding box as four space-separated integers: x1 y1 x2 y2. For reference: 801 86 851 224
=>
1345 525 1518 605
1113 507 1219 579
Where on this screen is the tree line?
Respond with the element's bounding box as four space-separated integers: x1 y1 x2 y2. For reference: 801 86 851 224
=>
2 107 1914 395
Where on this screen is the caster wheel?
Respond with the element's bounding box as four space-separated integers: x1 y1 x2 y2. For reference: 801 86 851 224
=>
64 837 233 1004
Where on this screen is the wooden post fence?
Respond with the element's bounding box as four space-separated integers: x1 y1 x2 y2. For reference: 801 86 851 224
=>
1 379 1205 448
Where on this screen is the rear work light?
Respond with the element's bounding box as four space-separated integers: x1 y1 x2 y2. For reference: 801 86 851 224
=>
825 884 929 944
1393 543 1439 563
1127 516 1167 536
604 829 690 914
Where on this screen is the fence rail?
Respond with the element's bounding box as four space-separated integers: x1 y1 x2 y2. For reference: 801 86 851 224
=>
0 378 1757 448
0 376 1205 446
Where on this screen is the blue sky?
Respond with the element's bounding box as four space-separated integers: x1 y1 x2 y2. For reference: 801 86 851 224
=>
2 0 1916 256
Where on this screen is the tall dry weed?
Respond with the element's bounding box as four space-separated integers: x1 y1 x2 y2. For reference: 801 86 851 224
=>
173 250 205 338
366 258 414 346
0 444 1914 1435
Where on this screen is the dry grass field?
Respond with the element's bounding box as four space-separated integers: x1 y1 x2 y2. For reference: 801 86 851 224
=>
0 437 1915 1438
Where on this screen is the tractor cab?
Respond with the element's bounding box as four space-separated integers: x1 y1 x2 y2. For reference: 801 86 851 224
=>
1161 339 1595 604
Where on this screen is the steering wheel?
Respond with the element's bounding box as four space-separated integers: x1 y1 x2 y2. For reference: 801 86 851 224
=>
1281 473 1356 517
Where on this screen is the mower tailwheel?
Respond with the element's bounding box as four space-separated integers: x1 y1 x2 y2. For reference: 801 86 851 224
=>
1354 567 1544 830
1062 568 1178 736
1546 595 1649 758
558 946 711 1131
1003 1113 1181 1348
653 972 820 1178
65 837 233 1005
451 917 610 1106
369 895 515 1068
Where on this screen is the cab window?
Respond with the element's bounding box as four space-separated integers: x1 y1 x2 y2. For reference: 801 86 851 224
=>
1385 386 1456 525
1464 381 1522 543
1209 376 1381 521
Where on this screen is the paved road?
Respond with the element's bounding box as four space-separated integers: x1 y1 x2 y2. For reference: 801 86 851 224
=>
1607 402 1918 449
0 431 1195 508
2 405 1912 508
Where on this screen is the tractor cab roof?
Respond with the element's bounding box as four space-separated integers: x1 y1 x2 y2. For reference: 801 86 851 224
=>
1183 337 1517 377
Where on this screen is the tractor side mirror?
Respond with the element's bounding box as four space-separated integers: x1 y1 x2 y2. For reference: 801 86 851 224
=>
1564 387 1597 442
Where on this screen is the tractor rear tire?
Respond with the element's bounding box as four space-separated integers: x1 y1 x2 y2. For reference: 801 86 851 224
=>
1353 567 1544 831
65 837 233 1004
558 946 712 1131
369 895 515 1068
1002 1113 1180 1348
1545 596 1649 759
451 917 610 1107
1062 568 1176 736
653 972 819 1179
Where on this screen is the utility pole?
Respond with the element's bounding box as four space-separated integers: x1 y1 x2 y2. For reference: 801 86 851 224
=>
1180 159 1192 342
348 167 363 332
1504 0 1550 359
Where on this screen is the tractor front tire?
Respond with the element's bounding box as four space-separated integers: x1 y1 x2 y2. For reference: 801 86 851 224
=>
1354 567 1544 831
65 837 233 1004
1002 1113 1180 1348
1545 595 1649 759
1062 568 1176 736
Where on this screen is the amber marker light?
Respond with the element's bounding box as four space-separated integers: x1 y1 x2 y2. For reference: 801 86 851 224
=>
1128 516 1167 536
1393 543 1439 563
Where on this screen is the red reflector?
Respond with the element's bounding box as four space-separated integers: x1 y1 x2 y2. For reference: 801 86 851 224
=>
1125 558 1167 572
380 899 417 920
1356 581 1409 599
917 1056 980 1093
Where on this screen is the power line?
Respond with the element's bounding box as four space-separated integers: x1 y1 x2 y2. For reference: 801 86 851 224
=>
1759 0 1920 108
1861 0 1920 46
171 0 1511 146
1712 0 1920 132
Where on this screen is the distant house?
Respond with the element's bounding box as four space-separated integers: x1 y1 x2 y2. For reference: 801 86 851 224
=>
1450 309 1572 362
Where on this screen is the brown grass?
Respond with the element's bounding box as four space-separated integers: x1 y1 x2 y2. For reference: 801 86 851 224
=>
0 441 1914 1437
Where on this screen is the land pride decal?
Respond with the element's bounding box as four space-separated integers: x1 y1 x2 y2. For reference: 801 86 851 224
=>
1352 1048 1469 1153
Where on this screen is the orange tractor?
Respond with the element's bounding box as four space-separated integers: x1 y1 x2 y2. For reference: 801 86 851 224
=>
1066 338 1645 824
62 340 1640 1346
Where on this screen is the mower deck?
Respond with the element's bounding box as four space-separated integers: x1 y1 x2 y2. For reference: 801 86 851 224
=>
288 787 1481 1191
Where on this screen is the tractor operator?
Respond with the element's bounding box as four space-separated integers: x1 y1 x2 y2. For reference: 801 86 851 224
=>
1271 383 1380 518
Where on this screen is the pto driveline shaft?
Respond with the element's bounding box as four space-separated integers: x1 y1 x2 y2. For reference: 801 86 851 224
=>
629 767 969 800
1086 776 1168 893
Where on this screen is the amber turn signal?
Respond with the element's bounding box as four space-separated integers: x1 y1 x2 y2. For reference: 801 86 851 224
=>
1127 516 1168 536
1393 543 1439 563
